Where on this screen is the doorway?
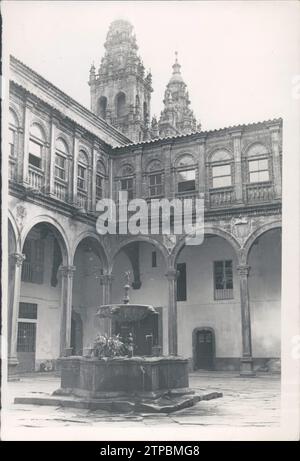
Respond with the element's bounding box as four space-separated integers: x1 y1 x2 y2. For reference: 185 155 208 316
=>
193 328 215 370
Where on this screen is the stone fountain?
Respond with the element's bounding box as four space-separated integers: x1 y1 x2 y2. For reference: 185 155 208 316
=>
15 273 222 413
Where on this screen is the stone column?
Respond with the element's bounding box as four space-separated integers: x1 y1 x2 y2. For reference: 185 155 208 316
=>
230 129 243 203
269 124 282 198
99 274 113 336
165 268 178 355
237 264 255 376
8 253 26 371
59 265 76 356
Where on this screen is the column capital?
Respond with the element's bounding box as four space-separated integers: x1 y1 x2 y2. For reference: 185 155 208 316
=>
99 274 114 285
165 268 178 281
59 265 76 278
11 253 26 267
237 264 250 276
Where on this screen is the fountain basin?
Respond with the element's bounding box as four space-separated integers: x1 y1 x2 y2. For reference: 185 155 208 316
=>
54 355 189 399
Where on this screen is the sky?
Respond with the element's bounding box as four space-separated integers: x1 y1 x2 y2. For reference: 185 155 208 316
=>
3 0 300 131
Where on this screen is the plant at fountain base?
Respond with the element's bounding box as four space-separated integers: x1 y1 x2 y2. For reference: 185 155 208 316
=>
92 333 134 358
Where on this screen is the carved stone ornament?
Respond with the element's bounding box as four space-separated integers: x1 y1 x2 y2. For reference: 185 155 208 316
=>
15 204 27 229
231 216 253 245
162 234 177 254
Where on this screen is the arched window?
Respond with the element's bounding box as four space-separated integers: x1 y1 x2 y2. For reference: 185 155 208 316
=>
55 138 68 181
175 154 196 193
9 109 18 157
29 123 45 169
147 160 164 197
210 150 233 189
116 92 126 117
98 97 107 120
96 160 105 200
77 150 88 191
245 143 270 183
120 164 134 200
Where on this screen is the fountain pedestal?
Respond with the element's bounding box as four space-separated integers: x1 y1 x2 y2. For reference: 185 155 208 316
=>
56 355 189 399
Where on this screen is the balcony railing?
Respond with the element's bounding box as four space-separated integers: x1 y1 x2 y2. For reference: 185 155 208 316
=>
28 166 44 191
209 187 234 207
246 182 274 203
54 180 68 202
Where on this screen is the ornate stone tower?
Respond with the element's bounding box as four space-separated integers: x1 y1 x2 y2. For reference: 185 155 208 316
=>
157 52 200 138
89 19 153 143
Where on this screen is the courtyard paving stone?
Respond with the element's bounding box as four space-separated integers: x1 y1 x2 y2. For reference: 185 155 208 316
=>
2 370 280 433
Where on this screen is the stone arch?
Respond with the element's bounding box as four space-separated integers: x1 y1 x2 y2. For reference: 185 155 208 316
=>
146 158 163 173
20 215 70 265
9 107 20 128
9 104 22 127
241 220 282 265
174 153 196 168
242 141 270 157
71 231 109 271
8 211 21 253
30 120 49 142
171 225 241 267
78 148 90 165
118 163 134 177
109 236 169 273
208 147 233 163
55 134 71 154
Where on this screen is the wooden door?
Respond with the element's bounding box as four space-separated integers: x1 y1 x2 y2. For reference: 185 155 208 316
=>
195 330 214 370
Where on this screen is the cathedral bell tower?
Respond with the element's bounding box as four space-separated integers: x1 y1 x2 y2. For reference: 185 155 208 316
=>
157 52 200 138
89 19 153 143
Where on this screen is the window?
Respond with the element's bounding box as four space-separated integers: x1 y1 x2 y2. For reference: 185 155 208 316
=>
19 302 38 319
149 173 163 197
55 154 66 180
177 169 196 193
120 178 134 200
116 92 126 117
177 263 187 301
29 124 44 170
212 164 232 188
96 174 103 200
55 138 68 181
78 164 87 190
21 239 44 284
29 139 42 169
248 158 269 183
9 109 18 156
152 251 157 268
214 260 233 300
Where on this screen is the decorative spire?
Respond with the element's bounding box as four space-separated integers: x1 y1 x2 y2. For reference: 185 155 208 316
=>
156 52 200 139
